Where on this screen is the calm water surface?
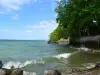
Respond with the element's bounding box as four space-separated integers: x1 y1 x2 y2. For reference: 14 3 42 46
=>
0 40 100 75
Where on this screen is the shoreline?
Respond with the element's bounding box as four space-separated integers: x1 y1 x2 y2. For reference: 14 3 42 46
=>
48 35 100 50
1 63 100 75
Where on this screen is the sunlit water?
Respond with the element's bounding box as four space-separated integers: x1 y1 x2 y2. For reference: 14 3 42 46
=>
0 40 100 75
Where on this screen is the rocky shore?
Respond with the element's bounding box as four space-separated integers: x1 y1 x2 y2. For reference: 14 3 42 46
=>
47 38 69 45
63 64 100 75
48 35 100 49
0 68 23 75
70 35 100 49
1 61 100 75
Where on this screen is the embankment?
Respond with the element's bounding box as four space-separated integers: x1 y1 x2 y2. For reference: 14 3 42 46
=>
70 35 100 49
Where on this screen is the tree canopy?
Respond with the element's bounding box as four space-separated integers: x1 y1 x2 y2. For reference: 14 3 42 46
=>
49 0 100 43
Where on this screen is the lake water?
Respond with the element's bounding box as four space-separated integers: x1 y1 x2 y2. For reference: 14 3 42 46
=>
0 40 100 75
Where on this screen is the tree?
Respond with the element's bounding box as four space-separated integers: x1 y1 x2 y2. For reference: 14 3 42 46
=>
50 27 67 43
49 0 100 43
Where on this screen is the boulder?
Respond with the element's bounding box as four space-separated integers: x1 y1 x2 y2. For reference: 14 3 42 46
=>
44 69 61 75
0 60 12 75
95 63 100 68
0 69 6 75
70 35 100 49
0 68 12 75
0 60 3 68
5 69 12 75
12 69 23 75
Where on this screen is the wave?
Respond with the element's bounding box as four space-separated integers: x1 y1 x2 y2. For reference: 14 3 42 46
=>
2 53 71 75
3 60 45 69
78 47 88 51
82 63 95 69
53 53 71 59
3 53 70 69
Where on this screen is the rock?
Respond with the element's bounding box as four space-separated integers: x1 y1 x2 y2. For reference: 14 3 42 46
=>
95 63 100 68
44 69 61 75
0 60 12 75
12 69 23 75
47 40 51 44
5 69 12 75
47 40 58 44
0 68 12 75
0 60 3 69
11 66 14 70
70 35 100 49
0 69 6 75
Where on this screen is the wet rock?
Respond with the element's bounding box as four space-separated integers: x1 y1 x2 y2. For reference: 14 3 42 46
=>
12 69 23 75
5 69 12 75
44 69 61 75
47 40 51 44
0 60 3 69
0 60 12 75
95 63 100 68
70 35 100 49
47 40 58 44
0 69 6 75
0 68 12 75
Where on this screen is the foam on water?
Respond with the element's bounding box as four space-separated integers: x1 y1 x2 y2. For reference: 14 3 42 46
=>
3 60 45 69
82 63 95 69
23 71 36 75
54 53 71 59
2 53 71 75
79 47 88 51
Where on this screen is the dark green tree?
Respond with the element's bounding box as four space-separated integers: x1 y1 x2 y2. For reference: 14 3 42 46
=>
49 0 100 43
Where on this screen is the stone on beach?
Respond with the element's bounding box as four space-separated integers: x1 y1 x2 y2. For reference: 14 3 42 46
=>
0 69 6 75
12 69 23 75
44 69 61 75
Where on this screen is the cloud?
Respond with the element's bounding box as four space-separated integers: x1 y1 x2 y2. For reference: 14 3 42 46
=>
0 30 8 32
56 0 61 2
51 0 61 11
0 0 38 12
12 14 19 20
52 0 61 2
27 20 58 29
25 20 58 37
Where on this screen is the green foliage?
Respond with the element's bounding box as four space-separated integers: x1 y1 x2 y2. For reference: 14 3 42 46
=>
50 0 100 42
50 27 67 43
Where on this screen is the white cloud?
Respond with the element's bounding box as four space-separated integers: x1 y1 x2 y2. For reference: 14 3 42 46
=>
51 0 61 11
56 0 61 2
27 20 58 29
25 20 58 37
0 0 38 12
0 30 8 32
12 14 19 20
52 0 61 2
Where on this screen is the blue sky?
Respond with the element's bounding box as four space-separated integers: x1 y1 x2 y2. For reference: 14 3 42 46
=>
0 0 59 40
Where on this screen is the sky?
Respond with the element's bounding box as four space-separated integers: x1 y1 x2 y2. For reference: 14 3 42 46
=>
0 0 60 40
